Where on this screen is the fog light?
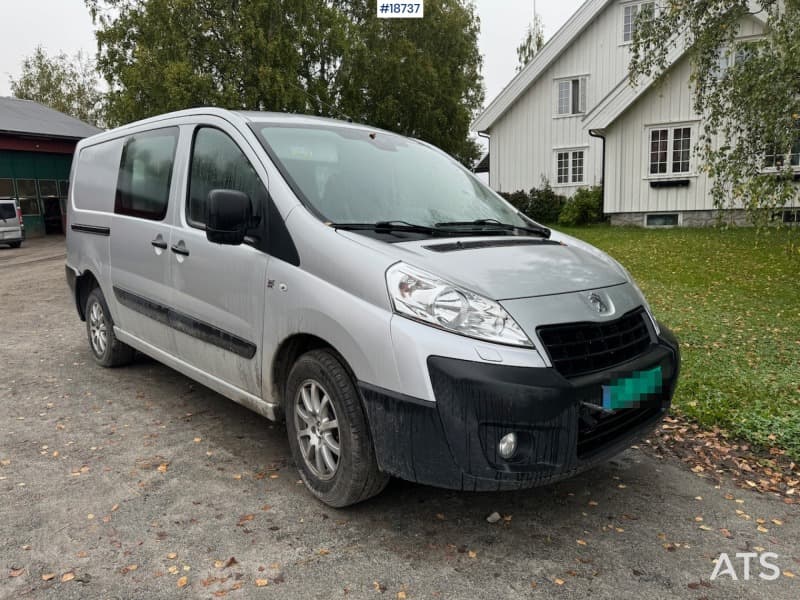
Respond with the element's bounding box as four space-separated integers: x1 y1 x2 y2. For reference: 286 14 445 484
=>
498 433 517 459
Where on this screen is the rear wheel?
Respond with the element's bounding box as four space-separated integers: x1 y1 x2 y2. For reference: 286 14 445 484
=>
85 287 135 367
9 242 20 248
285 349 388 507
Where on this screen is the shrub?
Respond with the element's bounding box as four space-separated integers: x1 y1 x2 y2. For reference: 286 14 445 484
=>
527 180 567 224
498 179 567 224
558 187 605 226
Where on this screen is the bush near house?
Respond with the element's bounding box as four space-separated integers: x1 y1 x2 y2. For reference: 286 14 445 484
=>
499 183 604 226
558 187 605 226
559 225 800 460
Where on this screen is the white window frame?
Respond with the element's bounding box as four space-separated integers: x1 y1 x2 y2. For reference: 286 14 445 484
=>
553 147 588 186
644 123 698 179
620 1 655 45
714 37 760 78
553 76 588 117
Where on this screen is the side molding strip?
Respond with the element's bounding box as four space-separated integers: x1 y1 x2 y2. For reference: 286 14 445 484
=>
71 224 111 236
113 286 257 359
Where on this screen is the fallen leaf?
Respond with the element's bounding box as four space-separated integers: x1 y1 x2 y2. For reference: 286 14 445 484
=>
157 463 169 473
468 550 477 559
757 525 769 533
318 549 330 556
9 568 24 577
261 505 272 511
167 553 177 560
61 572 75 582
177 575 188 588
193 437 202 443
720 528 733 539
41 573 56 581
373 580 387 592
588 501 598 506
784 571 796 578
255 579 269 587
111 504 119 512
554 578 565 585
577 539 587 546
168 566 179 575
699 525 712 531
87 514 94 520
435 513 446 521
237 514 255 526
397 592 407 600
771 519 783 526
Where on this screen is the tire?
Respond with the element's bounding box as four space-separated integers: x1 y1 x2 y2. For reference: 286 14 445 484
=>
85 287 135 367
9 242 21 248
285 349 389 507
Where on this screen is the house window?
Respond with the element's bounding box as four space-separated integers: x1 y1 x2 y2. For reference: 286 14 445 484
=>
715 42 756 77
556 77 587 115
623 2 654 43
555 149 586 184
646 213 680 227
649 126 692 176
764 139 800 169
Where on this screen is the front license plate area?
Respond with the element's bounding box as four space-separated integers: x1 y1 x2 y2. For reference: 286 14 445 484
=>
601 365 663 410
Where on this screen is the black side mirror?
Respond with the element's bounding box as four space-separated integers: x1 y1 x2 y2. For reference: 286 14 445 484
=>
206 189 252 245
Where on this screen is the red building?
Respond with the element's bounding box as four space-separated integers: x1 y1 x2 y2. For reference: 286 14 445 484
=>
0 97 101 236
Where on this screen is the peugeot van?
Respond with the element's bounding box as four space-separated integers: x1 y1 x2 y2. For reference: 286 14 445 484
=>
66 109 679 507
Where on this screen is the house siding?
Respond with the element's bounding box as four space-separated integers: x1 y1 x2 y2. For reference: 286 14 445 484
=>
487 0 633 195
603 16 764 216
481 4 772 221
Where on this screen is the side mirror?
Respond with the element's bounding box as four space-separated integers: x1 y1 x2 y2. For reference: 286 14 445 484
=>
206 189 252 245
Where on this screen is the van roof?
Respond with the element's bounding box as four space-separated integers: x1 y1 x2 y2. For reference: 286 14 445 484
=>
79 107 390 147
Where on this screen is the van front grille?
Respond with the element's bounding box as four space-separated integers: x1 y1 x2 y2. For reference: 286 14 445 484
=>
537 308 651 378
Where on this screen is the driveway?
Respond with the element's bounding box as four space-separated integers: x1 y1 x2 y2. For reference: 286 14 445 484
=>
1 240 798 599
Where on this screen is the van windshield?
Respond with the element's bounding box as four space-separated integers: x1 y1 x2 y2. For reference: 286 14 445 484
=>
255 124 528 230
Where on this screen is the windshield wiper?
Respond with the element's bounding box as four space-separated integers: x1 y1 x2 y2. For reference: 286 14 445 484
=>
331 220 445 236
434 218 551 238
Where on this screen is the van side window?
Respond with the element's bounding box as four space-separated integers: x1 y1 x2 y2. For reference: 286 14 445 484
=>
115 128 178 220
187 127 267 228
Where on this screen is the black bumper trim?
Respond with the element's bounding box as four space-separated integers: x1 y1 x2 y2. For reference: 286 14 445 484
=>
360 325 679 491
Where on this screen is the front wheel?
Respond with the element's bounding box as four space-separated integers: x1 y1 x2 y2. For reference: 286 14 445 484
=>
285 350 388 507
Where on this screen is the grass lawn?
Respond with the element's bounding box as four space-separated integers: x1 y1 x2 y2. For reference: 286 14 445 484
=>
558 225 800 460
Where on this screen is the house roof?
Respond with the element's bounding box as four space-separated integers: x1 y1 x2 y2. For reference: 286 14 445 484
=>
471 0 613 133
0 97 102 140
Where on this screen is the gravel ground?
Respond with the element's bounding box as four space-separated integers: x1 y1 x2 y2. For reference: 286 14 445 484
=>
1 237 798 599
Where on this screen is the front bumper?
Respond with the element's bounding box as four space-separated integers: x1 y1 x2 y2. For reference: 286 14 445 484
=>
360 324 679 491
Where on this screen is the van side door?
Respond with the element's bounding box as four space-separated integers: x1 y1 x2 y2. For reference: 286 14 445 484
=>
109 127 180 355
169 121 269 396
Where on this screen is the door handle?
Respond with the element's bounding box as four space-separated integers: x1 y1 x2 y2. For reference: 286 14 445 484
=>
151 238 168 250
171 244 190 257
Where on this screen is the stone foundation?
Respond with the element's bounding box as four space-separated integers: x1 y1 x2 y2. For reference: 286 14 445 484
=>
608 210 751 227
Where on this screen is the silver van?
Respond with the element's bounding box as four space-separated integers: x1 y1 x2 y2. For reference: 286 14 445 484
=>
0 198 24 248
66 109 679 507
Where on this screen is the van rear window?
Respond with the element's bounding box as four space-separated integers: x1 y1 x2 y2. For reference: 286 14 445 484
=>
115 128 178 221
0 202 16 220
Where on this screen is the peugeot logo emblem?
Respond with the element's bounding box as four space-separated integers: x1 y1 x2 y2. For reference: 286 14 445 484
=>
587 292 609 314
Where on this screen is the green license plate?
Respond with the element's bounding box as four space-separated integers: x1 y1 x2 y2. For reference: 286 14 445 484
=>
601 365 663 410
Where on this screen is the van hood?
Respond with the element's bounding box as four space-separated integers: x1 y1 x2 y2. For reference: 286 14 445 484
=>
336 231 628 300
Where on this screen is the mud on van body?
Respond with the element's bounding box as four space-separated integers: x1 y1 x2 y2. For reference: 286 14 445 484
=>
66 109 679 507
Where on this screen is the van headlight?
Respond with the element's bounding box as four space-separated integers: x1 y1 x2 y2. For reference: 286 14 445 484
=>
386 263 533 347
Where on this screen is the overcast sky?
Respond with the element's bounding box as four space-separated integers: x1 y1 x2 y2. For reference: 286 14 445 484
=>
0 0 583 108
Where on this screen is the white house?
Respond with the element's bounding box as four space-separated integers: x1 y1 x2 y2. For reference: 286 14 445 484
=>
472 0 774 226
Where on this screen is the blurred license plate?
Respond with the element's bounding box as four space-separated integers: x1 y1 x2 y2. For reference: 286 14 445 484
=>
601 366 663 410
